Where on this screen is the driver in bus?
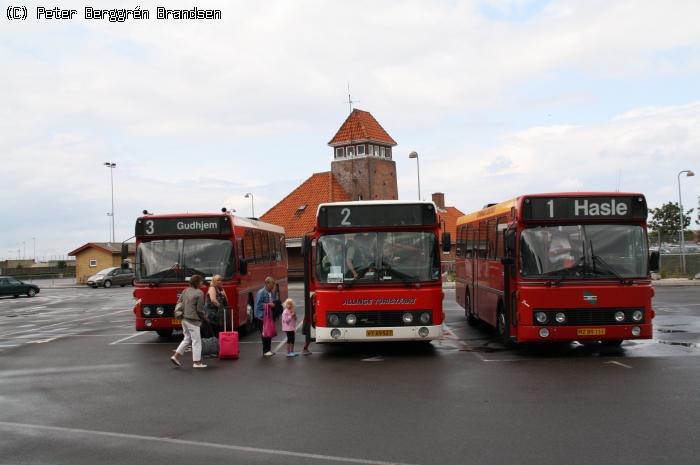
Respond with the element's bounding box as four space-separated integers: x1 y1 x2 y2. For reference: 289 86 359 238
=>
346 234 375 279
547 231 576 270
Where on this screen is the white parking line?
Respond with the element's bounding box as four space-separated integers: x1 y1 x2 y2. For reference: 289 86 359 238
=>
110 332 148 345
0 309 131 339
0 421 419 465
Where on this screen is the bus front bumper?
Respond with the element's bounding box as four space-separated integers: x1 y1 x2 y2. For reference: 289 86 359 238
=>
516 323 653 343
315 324 442 343
135 316 182 331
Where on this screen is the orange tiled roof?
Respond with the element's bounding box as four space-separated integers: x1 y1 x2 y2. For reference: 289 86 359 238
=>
68 242 136 256
328 109 397 147
437 206 464 240
260 172 351 238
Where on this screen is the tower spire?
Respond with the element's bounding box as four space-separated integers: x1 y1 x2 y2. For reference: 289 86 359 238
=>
345 81 359 113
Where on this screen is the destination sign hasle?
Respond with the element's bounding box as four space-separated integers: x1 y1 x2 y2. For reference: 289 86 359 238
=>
135 217 231 236
522 196 647 221
319 204 437 229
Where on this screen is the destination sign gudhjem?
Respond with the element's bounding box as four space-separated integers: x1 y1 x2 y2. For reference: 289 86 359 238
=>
135 216 231 236
522 196 647 221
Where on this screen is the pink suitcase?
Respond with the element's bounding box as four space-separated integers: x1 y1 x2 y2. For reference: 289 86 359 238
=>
219 308 239 360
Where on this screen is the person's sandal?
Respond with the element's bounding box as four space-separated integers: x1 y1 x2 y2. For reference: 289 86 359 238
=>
170 355 182 367
193 362 208 368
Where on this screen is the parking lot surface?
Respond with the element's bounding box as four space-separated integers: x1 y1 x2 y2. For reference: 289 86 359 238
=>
1 284 699 465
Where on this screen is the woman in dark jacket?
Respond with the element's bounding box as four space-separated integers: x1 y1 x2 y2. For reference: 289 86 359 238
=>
170 275 207 368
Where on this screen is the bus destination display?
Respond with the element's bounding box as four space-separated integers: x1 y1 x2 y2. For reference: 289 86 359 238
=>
135 216 231 236
318 204 436 228
522 196 647 221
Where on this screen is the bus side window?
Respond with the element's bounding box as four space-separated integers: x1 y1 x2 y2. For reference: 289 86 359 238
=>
252 231 260 263
261 232 270 262
456 226 462 257
244 230 254 261
269 233 276 262
465 225 472 258
487 219 497 260
496 215 507 258
478 221 488 259
281 236 287 262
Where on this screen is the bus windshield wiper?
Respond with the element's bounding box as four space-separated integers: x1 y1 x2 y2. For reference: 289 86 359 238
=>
589 241 627 284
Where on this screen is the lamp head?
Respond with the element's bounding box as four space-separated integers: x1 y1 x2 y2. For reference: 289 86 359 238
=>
408 151 418 159
687 170 695 177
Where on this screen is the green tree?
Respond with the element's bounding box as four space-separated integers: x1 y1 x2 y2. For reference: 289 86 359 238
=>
648 202 693 242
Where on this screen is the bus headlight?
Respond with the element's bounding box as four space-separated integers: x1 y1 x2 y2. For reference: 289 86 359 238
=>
346 314 357 326
145 319 153 327
402 313 414 324
535 312 547 324
418 327 429 338
420 312 431 324
632 310 643 322
143 306 152 316
539 328 549 338
156 306 165 316
555 312 566 324
632 326 641 336
329 314 340 326
331 328 341 339
615 311 625 322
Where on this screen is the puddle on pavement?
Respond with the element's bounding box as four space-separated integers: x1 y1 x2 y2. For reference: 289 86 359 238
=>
656 328 688 333
655 340 700 349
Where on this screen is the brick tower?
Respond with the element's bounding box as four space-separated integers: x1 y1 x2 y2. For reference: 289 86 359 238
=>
328 109 399 201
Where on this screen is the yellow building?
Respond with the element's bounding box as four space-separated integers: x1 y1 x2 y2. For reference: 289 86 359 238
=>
68 242 135 284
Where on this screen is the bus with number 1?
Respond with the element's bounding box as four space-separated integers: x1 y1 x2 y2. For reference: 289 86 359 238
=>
302 201 450 343
454 192 659 346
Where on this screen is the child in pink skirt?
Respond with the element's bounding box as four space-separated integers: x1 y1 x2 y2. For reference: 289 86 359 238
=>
281 298 298 357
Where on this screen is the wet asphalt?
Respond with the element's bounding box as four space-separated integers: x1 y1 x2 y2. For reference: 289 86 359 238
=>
0 284 699 465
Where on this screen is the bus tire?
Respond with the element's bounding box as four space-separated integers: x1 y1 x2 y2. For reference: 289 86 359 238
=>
240 296 255 335
496 301 513 347
602 340 623 348
156 329 173 338
465 291 478 326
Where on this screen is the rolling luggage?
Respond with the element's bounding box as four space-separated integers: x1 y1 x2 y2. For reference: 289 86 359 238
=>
219 307 239 360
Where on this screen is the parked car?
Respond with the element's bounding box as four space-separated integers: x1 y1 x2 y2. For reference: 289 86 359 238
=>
87 267 135 288
0 276 40 298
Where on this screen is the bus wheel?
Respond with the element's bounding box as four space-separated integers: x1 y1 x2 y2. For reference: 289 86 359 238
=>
496 303 512 346
465 292 477 326
602 340 623 348
156 329 173 338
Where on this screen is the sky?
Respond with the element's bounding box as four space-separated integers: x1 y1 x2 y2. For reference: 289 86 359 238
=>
1 0 699 260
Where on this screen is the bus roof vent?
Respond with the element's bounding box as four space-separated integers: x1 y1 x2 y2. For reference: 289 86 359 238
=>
483 203 497 208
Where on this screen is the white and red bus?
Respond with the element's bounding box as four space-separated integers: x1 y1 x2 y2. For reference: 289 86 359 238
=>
455 192 659 345
129 212 287 337
302 201 450 343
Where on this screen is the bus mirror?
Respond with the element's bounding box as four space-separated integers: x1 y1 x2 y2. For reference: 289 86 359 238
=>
441 232 451 253
504 229 516 256
120 243 129 268
649 251 660 273
239 259 248 275
301 237 308 257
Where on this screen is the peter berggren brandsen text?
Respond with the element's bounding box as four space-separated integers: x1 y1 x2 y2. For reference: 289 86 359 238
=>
35 7 222 22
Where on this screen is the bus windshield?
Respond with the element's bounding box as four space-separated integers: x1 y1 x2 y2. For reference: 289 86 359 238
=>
316 231 440 284
136 238 234 281
519 224 648 279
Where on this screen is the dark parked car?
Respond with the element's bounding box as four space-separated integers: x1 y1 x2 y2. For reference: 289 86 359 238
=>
0 276 40 298
87 267 135 288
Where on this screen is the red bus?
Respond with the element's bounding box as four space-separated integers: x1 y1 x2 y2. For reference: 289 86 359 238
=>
455 193 659 345
129 212 287 337
302 201 450 343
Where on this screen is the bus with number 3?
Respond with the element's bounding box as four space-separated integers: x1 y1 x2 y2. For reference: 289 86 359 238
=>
302 201 450 343
128 211 287 337
454 192 659 346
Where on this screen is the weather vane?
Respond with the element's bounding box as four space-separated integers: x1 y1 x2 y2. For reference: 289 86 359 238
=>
345 81 359 113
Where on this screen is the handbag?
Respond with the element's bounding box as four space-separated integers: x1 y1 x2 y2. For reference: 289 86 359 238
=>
272 299 283 320
174 292 184 320
262 303 277 338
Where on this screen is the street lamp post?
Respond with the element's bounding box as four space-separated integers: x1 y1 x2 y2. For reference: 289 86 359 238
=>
245 193 255 217
32 237 36 263
677 169 695 276
408 151 421 200
104 162 117 243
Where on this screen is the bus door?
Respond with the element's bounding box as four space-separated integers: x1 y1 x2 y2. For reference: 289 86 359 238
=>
500 225 517 340
302 235 316 340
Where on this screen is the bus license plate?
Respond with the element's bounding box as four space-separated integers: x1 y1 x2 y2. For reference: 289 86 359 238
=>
171 319 182 326
366 330 393 337
577 328 605 336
